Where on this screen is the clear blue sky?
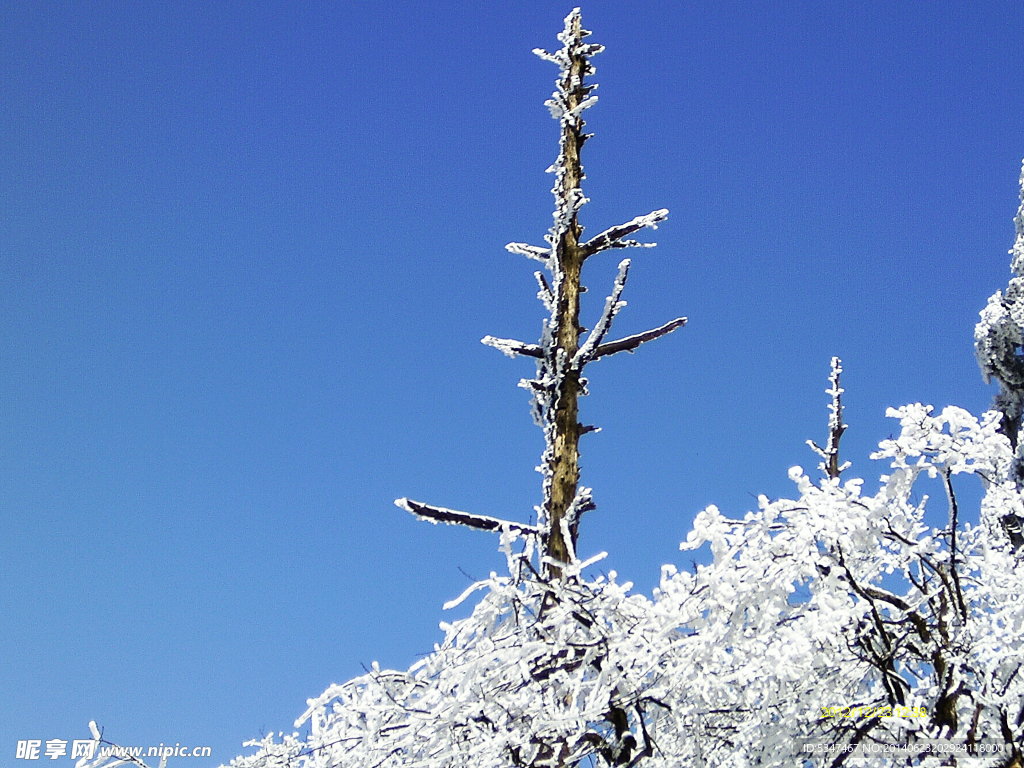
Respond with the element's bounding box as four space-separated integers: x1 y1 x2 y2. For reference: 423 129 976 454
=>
2 0 1023 763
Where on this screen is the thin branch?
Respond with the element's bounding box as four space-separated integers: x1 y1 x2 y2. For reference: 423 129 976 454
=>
574 259 630 367
580 209 669 259
481 336 545 359
560 485 596 557
592 317 688 360
506 242 551 263
860 586 912 613
941 469 968 623
534 271 555 312
395 498 540 536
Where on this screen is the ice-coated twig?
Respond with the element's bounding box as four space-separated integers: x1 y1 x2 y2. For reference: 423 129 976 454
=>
532 36 604 70
481 336 544 359
395 498 540 536
580 209 669 259
593 317 688 360
574 259 630 367
562 485 595 543
507 242 551 264
532 8 605 130
806 357 850 479
535 271 555 312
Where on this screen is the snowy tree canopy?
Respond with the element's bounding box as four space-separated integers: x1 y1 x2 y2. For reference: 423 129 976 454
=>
218 389 1024 767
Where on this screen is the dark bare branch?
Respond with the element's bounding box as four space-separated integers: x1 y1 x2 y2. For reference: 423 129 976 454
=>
592 317 688 360
395 498 540 536
580 210 669 259
941 469 968 622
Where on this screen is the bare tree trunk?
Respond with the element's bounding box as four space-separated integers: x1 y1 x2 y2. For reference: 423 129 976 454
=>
544 10 590 570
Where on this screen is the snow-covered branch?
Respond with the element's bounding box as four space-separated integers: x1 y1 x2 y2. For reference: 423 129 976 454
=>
534 271 554 312
574 259 630 368
480 335 544 359
506 241 551 264
592 317 688 361
580 210 669 260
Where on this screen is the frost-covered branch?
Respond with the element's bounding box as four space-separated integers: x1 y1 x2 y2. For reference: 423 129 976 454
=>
534 271 555 312
480 335 544 359
574 259 630 368
557 485 596 565
580 210 669 260
592 317 688 361
506 242 551 264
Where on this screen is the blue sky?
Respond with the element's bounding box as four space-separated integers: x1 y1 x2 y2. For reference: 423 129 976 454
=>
2 0 1023 763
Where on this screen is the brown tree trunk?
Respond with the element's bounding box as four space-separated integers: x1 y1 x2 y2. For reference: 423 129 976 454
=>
544 12 589 573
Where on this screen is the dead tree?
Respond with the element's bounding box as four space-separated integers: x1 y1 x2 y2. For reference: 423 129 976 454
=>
396 8 686 580
807 356 850 480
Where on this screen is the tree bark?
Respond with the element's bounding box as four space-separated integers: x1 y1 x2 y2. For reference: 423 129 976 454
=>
544 10 590 572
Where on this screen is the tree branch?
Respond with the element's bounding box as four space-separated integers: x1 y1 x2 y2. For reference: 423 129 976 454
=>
580 210 669 260
941 469 968 623
592 317 688 360
506 242 551 263
481 336 544 359
574 259 630 367
535 271 555 312
395 498 540 536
